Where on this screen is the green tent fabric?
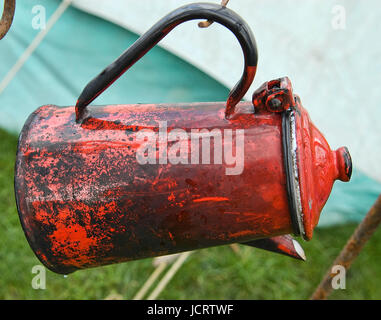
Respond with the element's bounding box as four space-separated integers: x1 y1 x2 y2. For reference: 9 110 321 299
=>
1 0 380 227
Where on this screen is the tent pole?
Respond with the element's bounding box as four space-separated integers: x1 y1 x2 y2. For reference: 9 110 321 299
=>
310 194 381 299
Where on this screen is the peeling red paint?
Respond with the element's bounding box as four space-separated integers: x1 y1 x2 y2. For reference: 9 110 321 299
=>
193 197 230 203
15 78 351 274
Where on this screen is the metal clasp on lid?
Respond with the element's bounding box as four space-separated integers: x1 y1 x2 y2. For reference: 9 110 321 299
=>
252 77 295 113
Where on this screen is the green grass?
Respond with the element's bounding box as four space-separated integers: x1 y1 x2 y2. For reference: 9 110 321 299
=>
1 127 380 299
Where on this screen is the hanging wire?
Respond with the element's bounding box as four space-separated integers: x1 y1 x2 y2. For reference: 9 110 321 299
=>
198 0 230 28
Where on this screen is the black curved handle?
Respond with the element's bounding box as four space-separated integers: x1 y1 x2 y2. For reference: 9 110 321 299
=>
75 2 258 122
